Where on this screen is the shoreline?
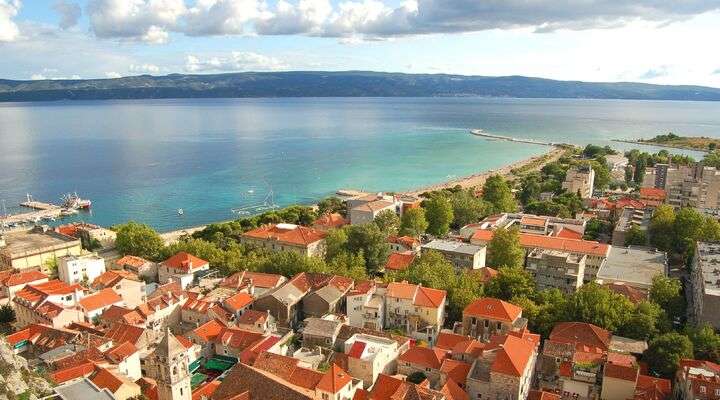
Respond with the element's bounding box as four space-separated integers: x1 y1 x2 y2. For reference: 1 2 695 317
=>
612 139 710 153
159 146 566 243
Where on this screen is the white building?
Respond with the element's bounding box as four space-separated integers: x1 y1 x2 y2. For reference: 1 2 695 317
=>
563 167 596 198
346 282 385 330
158 252 209 289
344 333 400 388
421 239 486 270
58 253 106 285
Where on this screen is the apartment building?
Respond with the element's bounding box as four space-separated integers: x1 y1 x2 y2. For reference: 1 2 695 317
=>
526 248 586 293
421 239 487 270
240 223 327 257
690 242 720 329
563 167 596 198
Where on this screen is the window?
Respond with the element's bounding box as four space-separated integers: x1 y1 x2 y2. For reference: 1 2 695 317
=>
700 386 706 394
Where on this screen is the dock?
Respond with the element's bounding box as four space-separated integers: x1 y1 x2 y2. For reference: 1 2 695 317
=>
470 129 556 146
1 197 68 226
19 200 61 211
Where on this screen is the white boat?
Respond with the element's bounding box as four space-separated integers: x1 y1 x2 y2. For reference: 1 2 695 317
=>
177 208 184 216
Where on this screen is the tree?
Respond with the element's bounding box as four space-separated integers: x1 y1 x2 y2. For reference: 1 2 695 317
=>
407 371 427 384
644 333 694 378
588 161 611 190
451 191 490 228
317 197 346 216
328 251 368 281
325 228 349 262
650 275 685 322
674 207 705 253
399 208 429 237
519 174 542 205
482 175 517 213
373 209 401 236
162 238 225 266
565 283 634 332
44 257 59 277
256 251 328 276
485 266 535 301
584 218 612 241
702 216 720 242
115 221 165 260
346 224 391 275
649 205 676 252
0 304 15 325
624 165 634 184
424 196 454 237
487 227 524 268
634 158 647 184
620 301 669 341
686 324 720 363
447 270 484 322
624 225 648 246
398 250 457 292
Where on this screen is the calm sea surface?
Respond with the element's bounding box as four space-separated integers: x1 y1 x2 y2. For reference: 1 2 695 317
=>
0 97 718 231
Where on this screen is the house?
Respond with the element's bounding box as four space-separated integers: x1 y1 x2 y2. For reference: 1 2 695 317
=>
388 235 421 253
385 281 446 345
470 229 611 283
526 248 586 293
563 166 595 198
313 213 349 232
475 267 498 284
639 187 666 208
105 341 143 381
181 297 214 327
439 357 472 392
461 298 526 341
55 222 117 250
52 378 116 400
460 213 586 240
78 288 124 322
596 246 667 290
187 319 227 359
690 242 720 329
12 280 85 328
611 208 652 246
385 251 416 272
465 333 539 400
240 223 327 257
349 199 397 225
397 346 448 386
92 270 147 308
6 323 81 355
115 255 157 281
366 373 446 400
421 240 487 270
219 270 287 297
674 359 720 400
236 310 277 334
253 272 353 328
344 333 400 388
0 226 82 272
0 269 48 304
136 283 187 332
335 324 411 356
604 282 648 304
158 252 209 289
302 316 345 348
58 253 106 285
346 281 385 330
223 292 254 320
634 375 671 400
91 367 142 400
104 322 154 351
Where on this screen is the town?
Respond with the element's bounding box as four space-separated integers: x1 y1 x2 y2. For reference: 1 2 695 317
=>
1 144 719 400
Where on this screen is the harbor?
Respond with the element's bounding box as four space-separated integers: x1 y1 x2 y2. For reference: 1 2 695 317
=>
1 194 90 228
470 129 558 146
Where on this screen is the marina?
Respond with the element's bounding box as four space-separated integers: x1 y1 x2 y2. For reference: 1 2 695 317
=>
1 194 87 228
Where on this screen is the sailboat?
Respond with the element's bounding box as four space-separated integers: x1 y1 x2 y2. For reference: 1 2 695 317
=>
177 208 184 216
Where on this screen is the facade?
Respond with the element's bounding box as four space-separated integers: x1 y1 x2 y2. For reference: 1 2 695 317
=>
526 248 586 293
691 242 720 329
648 164 720 211
461 297 526 341
158 252 209 289
78 288 124 322
596 246 667 290
421 239 487 270
240 223 327 257
349 199 397 225
13 280 85 328
58 254 106 285
0 269 48 303
302 317 345 348
115 255 157 281
639 187 666 208
611 208 652 247
92 270 147 309
144 329 192 400
563 167 596 198
345 281 385 330
674 359 720 400
344 333 400 388
397 346 448 387
385 281 446 345
0 226 82 272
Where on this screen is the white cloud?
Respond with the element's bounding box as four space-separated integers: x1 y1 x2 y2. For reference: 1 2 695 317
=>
53 1 82 29
30 73 46 80
256 0 332 35
87 0 186 43
184 51 287 72
639 66 671 80
129 63 161 73
105 71 122 78
0 0 21 42
184 0 270 36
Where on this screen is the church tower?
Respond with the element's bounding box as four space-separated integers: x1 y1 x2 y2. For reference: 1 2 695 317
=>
145 328 191 400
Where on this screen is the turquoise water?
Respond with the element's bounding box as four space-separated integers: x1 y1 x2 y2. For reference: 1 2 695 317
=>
0 97 718 231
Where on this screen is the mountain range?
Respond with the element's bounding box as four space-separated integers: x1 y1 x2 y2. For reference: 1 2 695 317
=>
1 71 719 102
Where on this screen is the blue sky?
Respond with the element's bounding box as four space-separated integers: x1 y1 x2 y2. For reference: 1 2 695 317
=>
1 0 720 87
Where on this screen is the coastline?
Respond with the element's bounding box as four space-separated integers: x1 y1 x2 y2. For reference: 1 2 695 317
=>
612 139 710 153
159 146 566 243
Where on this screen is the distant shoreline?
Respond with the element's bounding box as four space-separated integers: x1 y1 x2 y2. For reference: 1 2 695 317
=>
612 139 710 153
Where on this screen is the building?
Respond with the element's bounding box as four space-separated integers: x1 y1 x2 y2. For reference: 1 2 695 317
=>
388 235 421 253
611 207 652 247
158 252 209 289
92 270 147 308
56 222 117 250
0 226 82 272
58 253 107 285
219 270 287 297
465 333 539 400
312 212 349 232
691 242 720 329
596 246 667 290
397 346 448 387
421 240 486 270
674 359 720 400
563 166 596 198
240 223 327 257
461 298 526 341
78 288 124 322
346 193 400 225
52 378 116 400
302 316 345 348
385 281 446 345
461 213 586 239
647 164 720 211
526 248 586 293
470 229 611 283
0 269 48 304
144 329 192 400
639 187 666 208
385 251 416 272
366 373 446 400
12 279 85 328
344 333 400 388
345 281 385 330
115 255 157 281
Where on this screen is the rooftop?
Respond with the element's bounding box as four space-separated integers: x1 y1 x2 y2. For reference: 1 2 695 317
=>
53 378 116 400
422 239 484 255
695 242 720 296
463 297 522 322
1 227 80 257
242 223 327 246
598 246 667 288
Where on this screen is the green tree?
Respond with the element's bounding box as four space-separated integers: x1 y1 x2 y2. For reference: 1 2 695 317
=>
485 266 535 301
674 207 705 253
328 251 368 281
406 371 427 384
624 165 634 184
325 228 349 261
373 209 401 236
649 205 676 252
346 224 391 275
624 225 648 246
702 216 720 242
0 304 16 328
634 158 647 184
44 257 59 277
424 196 454 237
703 151 720 168
686 324 720 363
620 301 669 341
115 221 165 260
644 332 694 378
162 238 225 267
565 283 634 332
650 275 685 322
451 190 490 228
318 197 346 216
482 175 517 213
588 161 611 190
584 218 612 241
398 250 457 293
447 270 485 323
487 227 525 268
256 251 328 276
399 208 429 237
519 174 542 205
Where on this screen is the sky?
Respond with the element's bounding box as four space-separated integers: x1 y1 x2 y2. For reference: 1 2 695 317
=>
1 0 720 87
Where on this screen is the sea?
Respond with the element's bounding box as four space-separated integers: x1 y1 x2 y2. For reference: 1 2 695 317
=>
1 97 718 232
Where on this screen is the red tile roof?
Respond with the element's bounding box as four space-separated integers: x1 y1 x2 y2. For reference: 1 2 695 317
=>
399 347 448 370
161 252 209 272
605 282 648 304
639 187 667 199
549 322 612 352
92 270 139 288
243 224 327 247
441 378 469 400
92 367 125 393
116 255 151 268
237 310 268 326
224 292 254 312
555 227 584 240
0 270 48 287
175 335 194 349
193 380 221 400
435 332 471 351
528 390 562 400
385 251 416 271
347 341 367 359
604 363 639 382
14 279 81 303
440 358 471 386
50 362 96 383
182 297 212 313
78 288 123 312
388 235 421 249
192 319 227 342
220 271 285 290
105 341 138 362
463 297 522 322
313 213 349 229
634 375 671 400
316 364 353 394
471 229 610 257
488 334 536 376
521 216 548 227
104 322 147 346
386 281 446 308
475 267 498 283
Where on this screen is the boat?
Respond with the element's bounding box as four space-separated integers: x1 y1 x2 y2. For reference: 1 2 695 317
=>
62 192 92 210
177 208 184 216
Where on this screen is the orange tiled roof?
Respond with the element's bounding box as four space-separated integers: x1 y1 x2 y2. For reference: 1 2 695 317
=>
0 270 48 287
347 280 375 296
441 378 470 400
398 347 447 370
549 322 612 352
313 213 349 229
92 367 125 392
475 266 498 283
605 282 648 304
528 390 562 400
161 252 209 272
489 334 535 376
92 270 139 288
243 224 327 247
183 297 212 313
192 319 227 342
105 341 137 362
78 288 123 312
316 364 353 393
415 286 446 308
555 227 584 240
521 216 548 227
435 332 471 351
116 255 151 268
388 235 421 249
220 270 285 289
14 279 81 303
463 297 522 322
224 292 254 312
604 363 639 382
471 229 610 257
237 310 268 325
385 251 416 271
50 362 96 383
639 187 667 199
193 380 221 400
440 358 471 386
175 335 194 349
104 322 147 346
634 375 671 400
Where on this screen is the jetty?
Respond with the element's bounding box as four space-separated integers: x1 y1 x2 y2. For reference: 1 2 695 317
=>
1 195 70 227
470 129 556 146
